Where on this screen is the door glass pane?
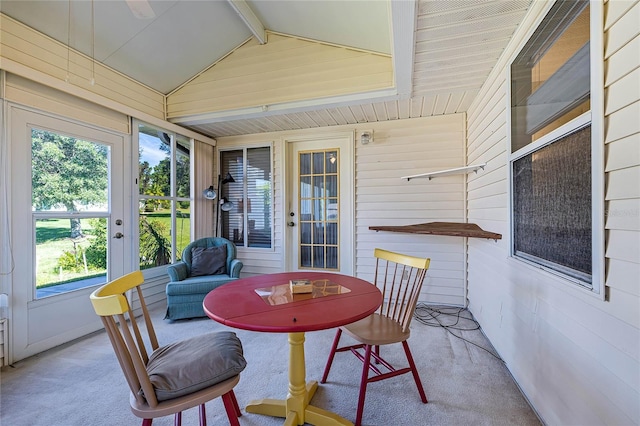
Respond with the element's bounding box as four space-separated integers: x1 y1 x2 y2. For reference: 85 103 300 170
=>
32 128 110 298
298 149 339 270
35 218 108 299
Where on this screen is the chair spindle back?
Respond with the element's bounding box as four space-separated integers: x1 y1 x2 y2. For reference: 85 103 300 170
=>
90 271 162 408
373 248 431 332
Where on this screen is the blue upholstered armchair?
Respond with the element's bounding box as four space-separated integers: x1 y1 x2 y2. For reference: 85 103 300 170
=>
165 237 243 320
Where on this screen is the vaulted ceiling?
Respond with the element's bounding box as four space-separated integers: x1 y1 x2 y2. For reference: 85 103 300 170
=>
0 0 533 138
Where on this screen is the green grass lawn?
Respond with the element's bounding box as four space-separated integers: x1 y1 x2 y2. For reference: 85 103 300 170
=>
36 211 191 287
35 218 100 287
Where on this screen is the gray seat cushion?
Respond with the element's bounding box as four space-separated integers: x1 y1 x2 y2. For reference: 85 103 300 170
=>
145 331 246 402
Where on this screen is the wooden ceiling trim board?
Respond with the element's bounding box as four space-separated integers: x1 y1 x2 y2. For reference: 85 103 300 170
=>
389 0 417 99
227 0 266 44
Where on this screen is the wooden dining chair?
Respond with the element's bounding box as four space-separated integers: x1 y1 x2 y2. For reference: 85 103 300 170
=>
90 271 246 426
321 248 431 426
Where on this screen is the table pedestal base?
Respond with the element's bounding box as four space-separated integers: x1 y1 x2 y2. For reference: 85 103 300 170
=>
245 332 353 426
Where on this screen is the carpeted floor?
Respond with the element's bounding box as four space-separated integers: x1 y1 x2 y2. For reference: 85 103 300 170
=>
0 303 541 426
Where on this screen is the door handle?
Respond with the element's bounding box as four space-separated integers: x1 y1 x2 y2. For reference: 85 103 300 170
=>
113 232 124 239
287 221 295 227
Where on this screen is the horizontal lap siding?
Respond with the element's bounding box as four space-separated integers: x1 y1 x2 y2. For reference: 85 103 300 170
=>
166 34 393 119
4 73 129 133
355 115 466 306
466 0 639 425
0 14 164 120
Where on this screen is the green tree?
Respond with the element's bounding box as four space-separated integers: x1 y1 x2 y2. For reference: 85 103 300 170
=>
32 130 108 238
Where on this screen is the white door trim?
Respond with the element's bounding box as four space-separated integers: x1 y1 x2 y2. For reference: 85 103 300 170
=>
283 133 355 275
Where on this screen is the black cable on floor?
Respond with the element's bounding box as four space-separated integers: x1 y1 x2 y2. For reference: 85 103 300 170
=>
414 303 503 362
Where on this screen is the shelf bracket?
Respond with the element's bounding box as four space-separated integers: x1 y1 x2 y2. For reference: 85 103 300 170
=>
402 163 487 181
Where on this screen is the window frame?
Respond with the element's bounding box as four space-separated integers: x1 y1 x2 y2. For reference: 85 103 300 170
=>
133 119 193 275
507 0 605 298
218 144 274 251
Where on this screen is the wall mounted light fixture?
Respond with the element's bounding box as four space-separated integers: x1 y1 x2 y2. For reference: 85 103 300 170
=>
360 131 372 145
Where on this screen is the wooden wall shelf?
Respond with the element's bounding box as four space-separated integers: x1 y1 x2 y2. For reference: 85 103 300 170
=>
369 222 502 240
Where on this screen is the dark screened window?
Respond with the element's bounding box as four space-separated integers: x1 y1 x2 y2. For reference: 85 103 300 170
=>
219 147 272 248
513 125 592 282
510 0 594 288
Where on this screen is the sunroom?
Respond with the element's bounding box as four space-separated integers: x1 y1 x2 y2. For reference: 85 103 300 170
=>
0 1 638 425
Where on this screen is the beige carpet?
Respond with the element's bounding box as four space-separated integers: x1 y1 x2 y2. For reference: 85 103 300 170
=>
0 303 541 426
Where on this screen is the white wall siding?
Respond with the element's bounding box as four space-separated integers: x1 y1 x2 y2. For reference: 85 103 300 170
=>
466 1 640 425
354 115 467 305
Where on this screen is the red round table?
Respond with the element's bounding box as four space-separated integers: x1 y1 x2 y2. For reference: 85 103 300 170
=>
203 271 382 426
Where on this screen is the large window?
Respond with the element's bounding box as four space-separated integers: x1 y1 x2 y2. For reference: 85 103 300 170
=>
219 147 272 248
136 122 191 269
509 0 601 291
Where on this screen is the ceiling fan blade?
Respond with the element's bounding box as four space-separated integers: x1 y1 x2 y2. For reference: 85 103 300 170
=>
125 0 156 19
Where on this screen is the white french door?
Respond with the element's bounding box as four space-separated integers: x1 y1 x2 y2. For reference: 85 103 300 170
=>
9 107 128 362
286 136 354 275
